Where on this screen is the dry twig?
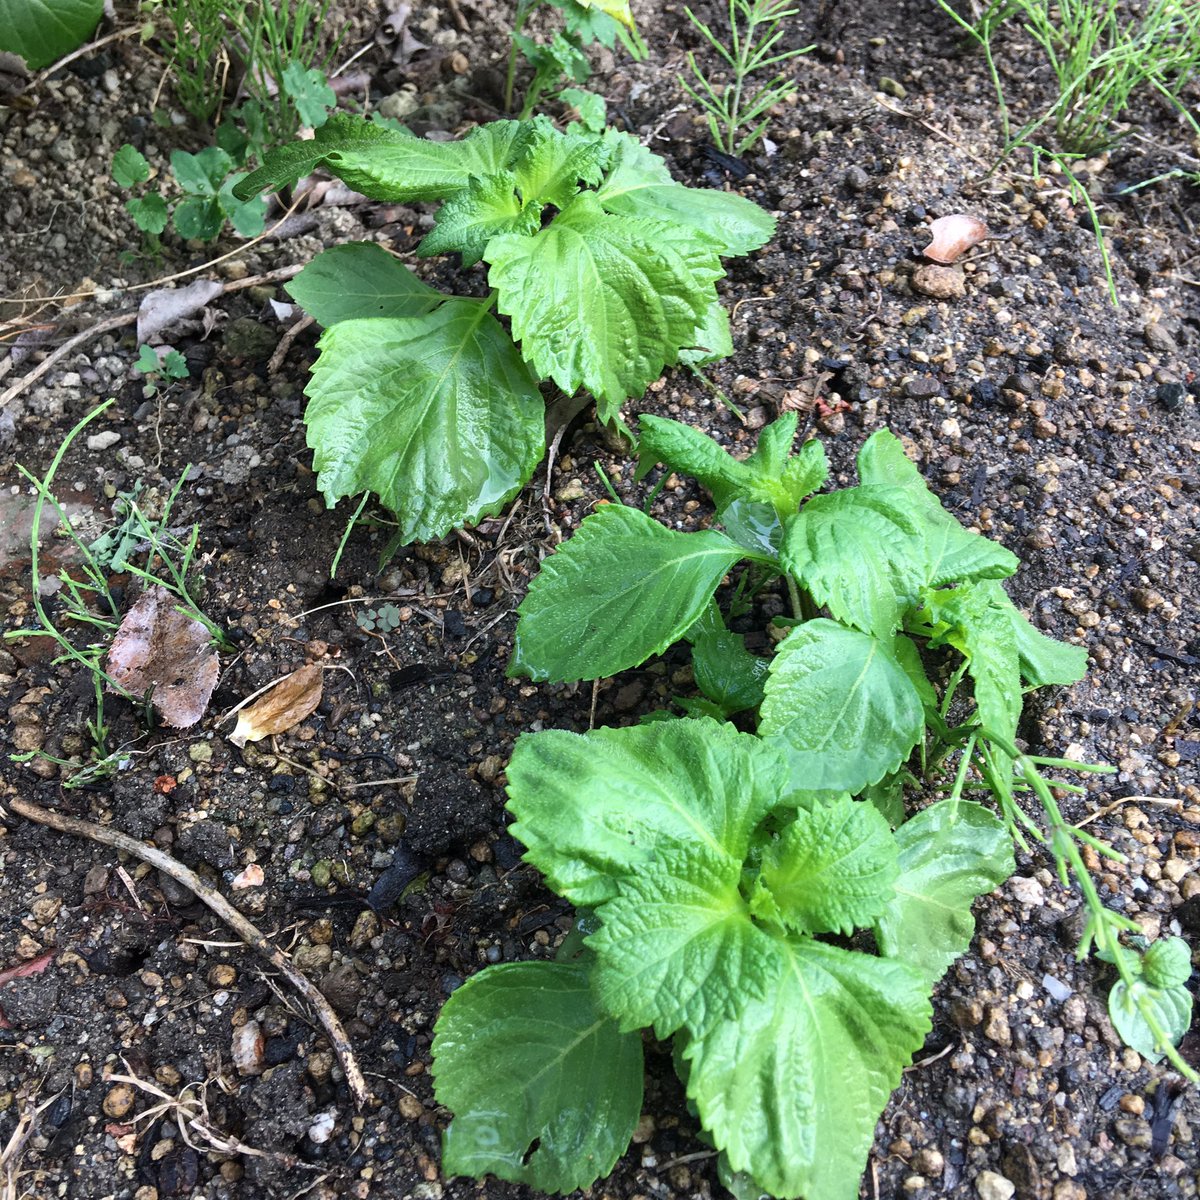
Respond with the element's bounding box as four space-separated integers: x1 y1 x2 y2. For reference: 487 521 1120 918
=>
7 797 370 1108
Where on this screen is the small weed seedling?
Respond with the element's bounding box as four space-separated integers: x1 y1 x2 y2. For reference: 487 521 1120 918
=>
151 0 338 141
134 344 190 397
5 402 229 786
356 603 402 634
429 416 1194 1200
681 0 813 157
504 0 646 117
233 111 776 550
114 142 268 246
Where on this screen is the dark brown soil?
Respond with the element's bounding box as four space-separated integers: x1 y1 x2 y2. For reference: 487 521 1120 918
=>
1 2 1198 1199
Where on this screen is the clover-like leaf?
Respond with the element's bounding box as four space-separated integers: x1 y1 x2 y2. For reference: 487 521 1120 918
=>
509 503 746 683
757 796 899 936
1109 978 1192 1064
112 143 150 188
759 619 925 794
304 302 544 544
433 960 643 1194
874 799 1014 986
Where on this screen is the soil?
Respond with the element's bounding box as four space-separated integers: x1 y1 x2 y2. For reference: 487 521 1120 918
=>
1 2 1199 1199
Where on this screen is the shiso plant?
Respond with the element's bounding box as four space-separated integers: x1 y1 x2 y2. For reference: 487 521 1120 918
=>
430 417 1195 1199
233 110 775 550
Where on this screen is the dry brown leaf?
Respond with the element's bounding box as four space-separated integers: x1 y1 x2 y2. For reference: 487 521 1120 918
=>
922 214 989 264
106 586 220 728
229 664 324 748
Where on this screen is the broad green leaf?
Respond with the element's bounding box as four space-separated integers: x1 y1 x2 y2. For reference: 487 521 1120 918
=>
171 146 232 196
891 633 937 713
112 144 150 188
509 504 744 683
759 620 925 794
756 796 898 936
594 134 774 257
874 800 1014 986
856 430 1018 586
860 772 907 829
578 0 635 28
590 845 778 1039
683 937 932 1200
506 718 788 907
1109 978 1192 1064
126 194 168 235
234 113 530 202
0 0 101 70
286 243 442 327
418 171 541 266
304 302 544 544
692 629 769 715
783 488 925 640
487 194 712 420
280 61 335 128
433 960 643 1193
1143 937 1193 990
512 117 610 209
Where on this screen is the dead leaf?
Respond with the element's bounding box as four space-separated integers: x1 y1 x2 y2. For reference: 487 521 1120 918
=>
106 586 220 728
231 863 265 890
229 663 323 748
377 4 429 65
136 278 223 345
922 214 989 264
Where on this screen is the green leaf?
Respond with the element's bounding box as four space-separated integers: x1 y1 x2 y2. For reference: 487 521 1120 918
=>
509 504 745 683
594 133 775 257
874 800 1014 986
860 772 907 829
218 174 267 237
418 171 541 267
759 619 926 794
856 430 1018 586
433 960 643 1193
512 117 610 209
112 144 150 188
303 302 545 544
560 86 606 132
160 350 189 379
923 582 1023 745
1008 601 1089 686
1109 978 1192 1064
505 719 787 907
286 242 442 327
170 146 232 197
679 298 733 367
233 112 530 202
637 413 826 521
756 796 898 936
683 936 932 1200
280 61 335 128
134 345 161 374
782 488 925 640
1142 937 1193 990
487 193 712 420
691 629 769 716
0 0 102 70
515 30 591 84
126 193 168 235
172 195 223 241
590 845 777 1039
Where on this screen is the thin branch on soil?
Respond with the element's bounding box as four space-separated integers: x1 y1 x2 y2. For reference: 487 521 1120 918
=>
0 266 302 410
1075 794 1183 828
31 26 144 88
6 797 371 1108
269 313 315 374
0 1084 66 1200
